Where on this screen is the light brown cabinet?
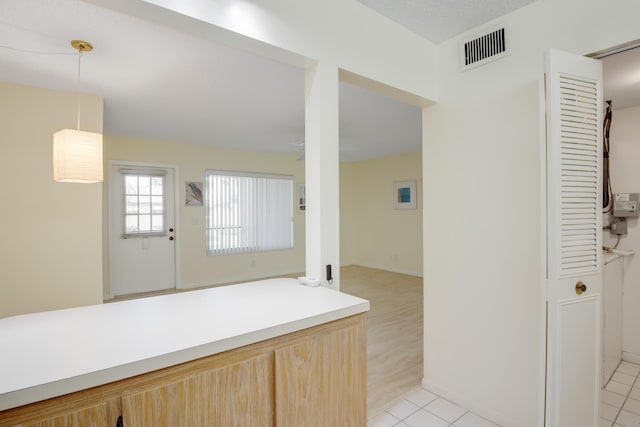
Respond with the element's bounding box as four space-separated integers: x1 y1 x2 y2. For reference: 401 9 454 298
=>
122 354 274 426
4 397 121 427
275 319 366 426
0 314 366 427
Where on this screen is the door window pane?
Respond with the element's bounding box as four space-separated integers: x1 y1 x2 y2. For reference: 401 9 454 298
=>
125 215 138 233
139 196 151 214
123 174 165 235
151 196 163 214
152 215 163 232
125 196 138 214
139 215 151 233
138 176 151 195
151 177 163 195
125 176 138 195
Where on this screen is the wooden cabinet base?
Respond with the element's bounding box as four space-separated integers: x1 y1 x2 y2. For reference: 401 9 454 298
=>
121 353 275 426
275 320 366 426
0 314 366 427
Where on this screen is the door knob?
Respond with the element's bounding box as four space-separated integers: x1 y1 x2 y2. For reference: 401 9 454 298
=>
169 236 174 241
575 281 587 295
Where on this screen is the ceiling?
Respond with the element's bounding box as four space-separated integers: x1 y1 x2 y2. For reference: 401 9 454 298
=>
1 0 638 163
356 0 538 44
602 46 640 110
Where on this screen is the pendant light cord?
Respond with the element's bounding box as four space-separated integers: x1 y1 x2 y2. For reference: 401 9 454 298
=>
76 51 82 131
0 43 86 131
0 44 76 56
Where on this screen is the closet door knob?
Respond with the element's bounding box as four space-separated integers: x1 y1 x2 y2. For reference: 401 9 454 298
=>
575 281 587 295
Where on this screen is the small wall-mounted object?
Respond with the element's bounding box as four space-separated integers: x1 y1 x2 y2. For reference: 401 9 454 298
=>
393 180 417 209
613 193 640 217
459 24 510 72
185 182 203 206
297 183 305 212
611 217 628 235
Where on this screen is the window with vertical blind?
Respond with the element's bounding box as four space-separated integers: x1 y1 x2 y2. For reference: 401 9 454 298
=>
205 170 294 255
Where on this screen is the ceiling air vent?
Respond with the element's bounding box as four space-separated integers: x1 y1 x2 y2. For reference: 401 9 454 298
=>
459 25 509 72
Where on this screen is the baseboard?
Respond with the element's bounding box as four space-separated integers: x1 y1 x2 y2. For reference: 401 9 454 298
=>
148 264 420 293
623 351 640 365
183 265 421 290
181 279 229 290
351 262 423 278
181 270 304 291
421 379 513 427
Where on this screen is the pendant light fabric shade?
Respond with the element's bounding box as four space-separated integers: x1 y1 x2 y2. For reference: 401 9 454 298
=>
52 40 103 183
53 129 103 183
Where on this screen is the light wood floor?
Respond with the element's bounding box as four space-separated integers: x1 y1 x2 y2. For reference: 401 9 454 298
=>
340 265 424 419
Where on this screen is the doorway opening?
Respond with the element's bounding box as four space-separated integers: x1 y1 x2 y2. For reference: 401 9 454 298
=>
337 75 425 417
594 41 640 424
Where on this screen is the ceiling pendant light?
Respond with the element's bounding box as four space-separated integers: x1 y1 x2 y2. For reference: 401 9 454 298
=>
53 40 103 183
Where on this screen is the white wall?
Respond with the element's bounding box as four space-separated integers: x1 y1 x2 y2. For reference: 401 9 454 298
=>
110 0 439 101
105 135 421 295
340 162 356 267
340 152 423 276
104 134 305 293
0 83 103 318
603 105 640 362
423 1 640 425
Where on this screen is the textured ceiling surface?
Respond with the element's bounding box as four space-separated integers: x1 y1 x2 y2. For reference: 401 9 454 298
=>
356 0 539 43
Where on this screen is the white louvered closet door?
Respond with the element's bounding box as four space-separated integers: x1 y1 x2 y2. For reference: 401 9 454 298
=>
544 49 603 427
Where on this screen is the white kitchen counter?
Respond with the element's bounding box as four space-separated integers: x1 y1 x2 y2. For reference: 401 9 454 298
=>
0 279 369 412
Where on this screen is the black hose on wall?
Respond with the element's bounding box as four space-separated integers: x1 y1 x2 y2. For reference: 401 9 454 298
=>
603 100 613 212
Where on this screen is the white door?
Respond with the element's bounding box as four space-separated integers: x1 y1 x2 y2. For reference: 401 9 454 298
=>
544 49 603 426
109 162 176 297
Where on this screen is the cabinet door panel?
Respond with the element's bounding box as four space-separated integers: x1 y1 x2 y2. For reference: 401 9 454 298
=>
21 402 111 427
122 353 274 426
275 321 366 427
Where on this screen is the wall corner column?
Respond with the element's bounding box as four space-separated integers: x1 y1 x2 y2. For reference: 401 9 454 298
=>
304 61 340 289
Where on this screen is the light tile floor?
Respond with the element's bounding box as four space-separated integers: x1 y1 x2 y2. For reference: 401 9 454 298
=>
601 361 640 427
369 386 500 427
371 361 640 426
